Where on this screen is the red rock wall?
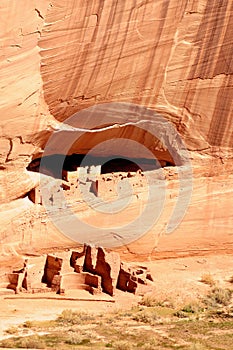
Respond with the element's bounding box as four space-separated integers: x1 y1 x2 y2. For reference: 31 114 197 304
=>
0 1 232 258
1 0 232 156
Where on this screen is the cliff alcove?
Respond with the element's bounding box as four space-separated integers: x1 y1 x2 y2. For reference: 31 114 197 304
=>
0 1 232 258
27 153 173 180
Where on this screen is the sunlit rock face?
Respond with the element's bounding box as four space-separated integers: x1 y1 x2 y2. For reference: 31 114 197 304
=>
0 1 232 258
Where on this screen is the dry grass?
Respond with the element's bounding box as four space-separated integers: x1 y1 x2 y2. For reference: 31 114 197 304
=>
65 334 90 345
132 308 158 325
200 273 216 286
188 343 209 350
204 286 233 307
113 340 133 350
0 335 46 349
1 291 233 350
139 294 174 308
139 295 158 307
56 308 95 325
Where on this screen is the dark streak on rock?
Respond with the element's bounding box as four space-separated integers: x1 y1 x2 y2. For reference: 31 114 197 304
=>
35 8 44 20
5 139 13 163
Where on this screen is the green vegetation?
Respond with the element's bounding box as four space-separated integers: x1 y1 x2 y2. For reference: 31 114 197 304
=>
1 286 232 350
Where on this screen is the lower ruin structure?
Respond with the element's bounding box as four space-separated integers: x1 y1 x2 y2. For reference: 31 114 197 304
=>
4 245 153 297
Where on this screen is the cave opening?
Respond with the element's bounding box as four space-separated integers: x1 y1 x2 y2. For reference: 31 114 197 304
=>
27 154 85 180
100 157 172 174
26 121 178 183
27 153 174 179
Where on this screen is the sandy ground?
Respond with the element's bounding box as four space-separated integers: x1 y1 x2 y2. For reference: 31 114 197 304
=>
0 288 140 340
0 253 232 340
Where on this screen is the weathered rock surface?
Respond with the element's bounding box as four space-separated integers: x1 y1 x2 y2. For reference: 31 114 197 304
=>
0 1 232 257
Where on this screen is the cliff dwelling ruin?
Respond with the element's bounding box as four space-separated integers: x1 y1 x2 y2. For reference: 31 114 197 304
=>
5 245 154 297
23 118 179 210
26 152 174 206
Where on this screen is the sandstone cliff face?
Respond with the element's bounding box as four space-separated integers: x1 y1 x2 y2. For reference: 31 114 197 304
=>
0 1 232 258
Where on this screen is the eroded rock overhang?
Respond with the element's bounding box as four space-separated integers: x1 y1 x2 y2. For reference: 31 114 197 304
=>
40 103 190 166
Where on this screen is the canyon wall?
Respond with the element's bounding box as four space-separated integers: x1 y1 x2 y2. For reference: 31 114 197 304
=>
0 0 232 258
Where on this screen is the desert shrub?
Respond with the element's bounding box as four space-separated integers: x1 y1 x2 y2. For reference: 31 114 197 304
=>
65 334 90 345
133 309 157 325
181 302 204 314
182 304 196 313
204 287 233 307
113 340 133 350
0 335 46 349
106 316 117 324
56 309 94 325
139 295 174 308
139 295 158 307
173 310 188 318
209 307 233 318
17 335 46 349
228 276 233 283
200 273 215 286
